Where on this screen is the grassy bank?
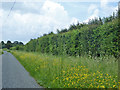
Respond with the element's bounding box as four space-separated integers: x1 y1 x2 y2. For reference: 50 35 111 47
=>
12 51 118 88
0 49 4 55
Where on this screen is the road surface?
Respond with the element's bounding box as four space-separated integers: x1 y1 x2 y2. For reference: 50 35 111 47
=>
0 55 2 90
2 51 43 88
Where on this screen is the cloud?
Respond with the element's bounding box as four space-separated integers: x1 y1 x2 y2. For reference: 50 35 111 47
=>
84 0 118 23
100 0 118 17
88 4 98 15
88 4 99 19
1 1 117 43
1 0 78 43
84 4 99 23
100 0 108 7
70 17 78 24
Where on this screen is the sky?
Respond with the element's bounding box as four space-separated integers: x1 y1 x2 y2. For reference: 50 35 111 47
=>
0 0 119 44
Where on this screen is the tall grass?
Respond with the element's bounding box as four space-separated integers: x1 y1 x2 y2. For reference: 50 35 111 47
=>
11 51 118 88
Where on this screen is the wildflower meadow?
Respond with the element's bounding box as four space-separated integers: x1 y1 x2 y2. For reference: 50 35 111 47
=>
12 51 118 88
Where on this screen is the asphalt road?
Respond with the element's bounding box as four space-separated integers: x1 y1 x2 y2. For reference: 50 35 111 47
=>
2 51 43 88
0 55 2 90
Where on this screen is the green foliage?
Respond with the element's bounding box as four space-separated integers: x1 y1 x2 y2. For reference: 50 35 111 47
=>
5 41 12 49
0 41 24 50
10 45 25 51
24 19 119 58
0 49 4 55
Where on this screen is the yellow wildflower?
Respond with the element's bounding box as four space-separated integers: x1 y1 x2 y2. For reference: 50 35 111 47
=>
66 77 69 80
113 85 116 88
101 85 105 88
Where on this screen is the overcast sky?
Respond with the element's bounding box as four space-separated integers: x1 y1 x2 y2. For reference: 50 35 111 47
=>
0 0 119 44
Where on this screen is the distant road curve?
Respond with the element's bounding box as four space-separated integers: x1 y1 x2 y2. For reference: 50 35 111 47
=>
2 51 44 89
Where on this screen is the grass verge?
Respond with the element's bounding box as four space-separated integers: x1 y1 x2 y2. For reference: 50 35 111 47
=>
0 49 4 55
11 50 118 88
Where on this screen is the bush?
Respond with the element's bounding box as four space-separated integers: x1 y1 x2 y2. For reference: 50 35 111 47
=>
24 19 119 58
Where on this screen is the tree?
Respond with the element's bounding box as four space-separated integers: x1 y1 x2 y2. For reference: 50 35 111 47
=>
6 40 12 49
19 42 24 45
99 17 103 25
1 41 4 45
0 42 2 49
43 34 47 36
14 41 19 44
112 12 115 19
68 24 77 31
1 41 6 49
59 29 68 33
57 29 60 34
48 31 54 35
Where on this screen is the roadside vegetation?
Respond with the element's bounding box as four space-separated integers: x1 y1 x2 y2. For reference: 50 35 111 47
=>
1 12 119 59
12 51 118 88
4 8 120 88
2 48 11 53
24 18 119 59
0 49 4 55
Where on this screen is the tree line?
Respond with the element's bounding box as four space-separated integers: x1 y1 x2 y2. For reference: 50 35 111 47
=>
23 11 119 58
0 41 24 50
2 10 120 58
